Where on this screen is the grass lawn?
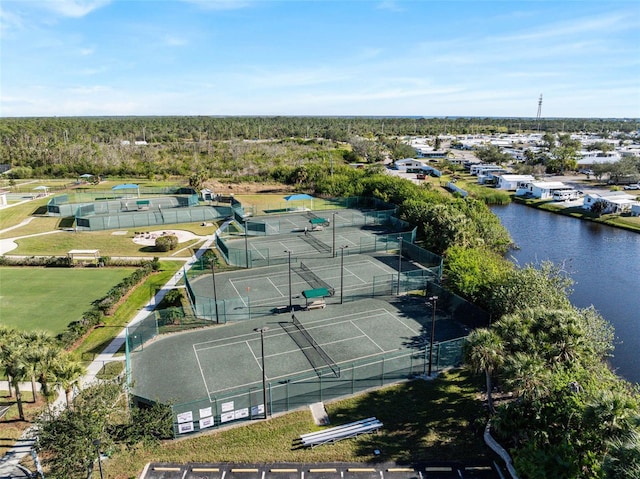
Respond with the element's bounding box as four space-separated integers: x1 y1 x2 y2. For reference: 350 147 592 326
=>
106 369 492 478
237 194 347 215
0 267 133 334
7 228 207 257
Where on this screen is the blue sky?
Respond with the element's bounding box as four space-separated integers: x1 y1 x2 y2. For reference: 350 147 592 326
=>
1 0 639 118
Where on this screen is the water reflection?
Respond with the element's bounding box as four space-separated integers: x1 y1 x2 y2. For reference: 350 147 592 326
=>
491 203 640 384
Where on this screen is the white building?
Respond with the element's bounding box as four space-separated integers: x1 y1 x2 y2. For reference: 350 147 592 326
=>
582 192 639 214
469 164 506 176
516 181 568 199
394 158 426 171
496 174 535 191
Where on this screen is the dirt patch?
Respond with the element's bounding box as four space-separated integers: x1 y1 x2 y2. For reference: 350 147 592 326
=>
205 180 294 194
133 230 201 247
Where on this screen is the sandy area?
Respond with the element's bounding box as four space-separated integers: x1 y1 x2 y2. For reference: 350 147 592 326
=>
131 230 202 246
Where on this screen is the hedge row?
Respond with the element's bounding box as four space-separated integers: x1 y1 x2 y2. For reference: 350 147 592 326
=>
56 258 161 348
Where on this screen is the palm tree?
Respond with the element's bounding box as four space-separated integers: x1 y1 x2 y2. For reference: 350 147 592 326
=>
502 351 551 401
463 328 504 414
52 356 85 407
1 336 28 420
0 325 18 398
37 344 65 408
21 330 56 402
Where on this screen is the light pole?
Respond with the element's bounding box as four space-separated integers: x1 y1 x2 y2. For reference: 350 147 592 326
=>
427 296 439 377
244 220 250 269
254 327 270 418
285 250 292 312
397 236 403 295
340 245 348 304
332 212 337 258
211 261 219 323
92 439 104 479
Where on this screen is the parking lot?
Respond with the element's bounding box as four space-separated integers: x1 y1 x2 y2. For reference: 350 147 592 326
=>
140 462 502 479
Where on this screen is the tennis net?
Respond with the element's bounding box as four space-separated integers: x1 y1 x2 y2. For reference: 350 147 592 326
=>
297 262 335 295
300 233 332 253
282 315 340 378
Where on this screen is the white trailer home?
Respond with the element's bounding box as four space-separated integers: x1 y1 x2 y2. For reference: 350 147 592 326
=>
583 192 639 214
516 181 568 199
496 174 535 191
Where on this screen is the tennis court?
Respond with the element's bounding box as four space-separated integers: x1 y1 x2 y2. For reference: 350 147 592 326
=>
130 297 468 407
219 208 414 267
187 254 414 312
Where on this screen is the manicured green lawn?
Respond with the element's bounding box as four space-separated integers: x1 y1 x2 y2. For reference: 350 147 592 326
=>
0 267 134 334
106 369 492 477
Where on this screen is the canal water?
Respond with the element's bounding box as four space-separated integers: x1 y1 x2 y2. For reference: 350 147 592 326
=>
491 203 640 384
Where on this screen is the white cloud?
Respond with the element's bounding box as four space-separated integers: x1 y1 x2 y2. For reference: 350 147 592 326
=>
180 0 253 10
496 11 632 42
376 1 404 13
0 5 24 34
79 47 94 56
165 35 188 46
39 0 111 18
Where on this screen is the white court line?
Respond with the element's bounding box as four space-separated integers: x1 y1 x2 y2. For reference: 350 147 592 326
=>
249 246 267 260
350 321 385 353
193 343 213 401
267 277 286 297
343 266 368 284
228 279 248 306
247 340 263 373
198 309 413 395
336 235 359 247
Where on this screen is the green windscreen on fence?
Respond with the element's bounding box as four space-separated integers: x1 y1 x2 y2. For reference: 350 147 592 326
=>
161 336 466 437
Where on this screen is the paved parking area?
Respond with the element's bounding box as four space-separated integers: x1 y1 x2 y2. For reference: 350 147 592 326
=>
140 462 502 479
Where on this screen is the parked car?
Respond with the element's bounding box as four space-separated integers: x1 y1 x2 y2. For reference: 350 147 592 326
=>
624 184 640 190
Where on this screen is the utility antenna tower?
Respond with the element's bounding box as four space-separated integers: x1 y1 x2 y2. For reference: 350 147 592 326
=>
536 94 543 132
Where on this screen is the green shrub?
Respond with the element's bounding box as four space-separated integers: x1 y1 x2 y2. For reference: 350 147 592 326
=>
155 235 178 252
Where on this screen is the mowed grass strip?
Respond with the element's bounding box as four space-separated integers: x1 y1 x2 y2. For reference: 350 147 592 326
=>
106 369 490 477
0 267 134 334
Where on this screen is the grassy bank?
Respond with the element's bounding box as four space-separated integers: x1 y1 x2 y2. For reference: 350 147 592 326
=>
105 369 493 478
514 196 640 233
72 260 183 364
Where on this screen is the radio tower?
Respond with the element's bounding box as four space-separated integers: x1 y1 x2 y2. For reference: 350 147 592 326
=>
536 94 543 132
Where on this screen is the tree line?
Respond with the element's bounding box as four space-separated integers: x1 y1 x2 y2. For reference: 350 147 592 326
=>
1 116 638 180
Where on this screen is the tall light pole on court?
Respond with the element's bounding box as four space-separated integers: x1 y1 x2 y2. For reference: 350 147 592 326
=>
427 295 439 377
397 236 403 295
211 260 219 323
332 212 337 258
340 245 348 304
244 219 250 269
285 250 293 313
254 326 270 418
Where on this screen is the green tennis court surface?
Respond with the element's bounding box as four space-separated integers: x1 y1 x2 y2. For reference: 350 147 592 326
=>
187 254 405 312
130 297 468 406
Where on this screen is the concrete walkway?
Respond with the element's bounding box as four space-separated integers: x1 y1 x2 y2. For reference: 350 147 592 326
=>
0 226 221 478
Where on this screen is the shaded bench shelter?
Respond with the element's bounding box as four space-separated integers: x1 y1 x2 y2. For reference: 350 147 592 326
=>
284 193 314 211
112 183 140 198
302 288 331 308
67 249 100 265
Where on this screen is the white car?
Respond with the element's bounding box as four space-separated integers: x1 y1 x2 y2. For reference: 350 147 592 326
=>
624 184 640 190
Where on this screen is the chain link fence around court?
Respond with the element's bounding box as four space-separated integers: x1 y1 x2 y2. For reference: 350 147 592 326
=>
215 229 418 269
154 336 466 437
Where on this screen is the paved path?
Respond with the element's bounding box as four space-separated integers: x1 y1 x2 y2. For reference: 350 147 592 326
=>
0 225 222 478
